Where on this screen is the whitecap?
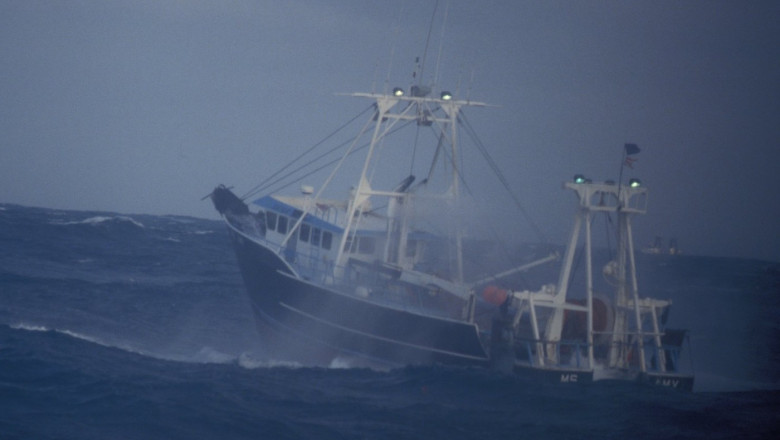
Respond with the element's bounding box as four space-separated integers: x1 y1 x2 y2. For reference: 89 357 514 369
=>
80 216 114 225
190 346 236 364
51 215 145 228
115 216 145 228
9 322 50 332
57 329 106 346
8 323 151 356
328 356 357 369
237 352 302 370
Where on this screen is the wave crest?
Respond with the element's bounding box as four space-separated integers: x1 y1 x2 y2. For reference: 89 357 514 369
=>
51 215 145 228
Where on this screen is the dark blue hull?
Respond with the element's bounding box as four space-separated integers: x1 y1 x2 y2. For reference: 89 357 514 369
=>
512 364 594 385
641 372 695 391
227 226 491 368
511 365 694 390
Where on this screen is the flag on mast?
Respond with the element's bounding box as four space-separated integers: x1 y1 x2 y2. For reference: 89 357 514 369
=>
624 143 641 156
624 143 640 168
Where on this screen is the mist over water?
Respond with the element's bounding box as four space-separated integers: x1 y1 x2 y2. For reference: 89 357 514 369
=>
1 203 778 438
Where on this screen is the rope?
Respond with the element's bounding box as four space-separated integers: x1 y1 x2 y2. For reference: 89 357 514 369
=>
240 104 374 201
416 0 439 87
258 117 418 198
459 112 549 245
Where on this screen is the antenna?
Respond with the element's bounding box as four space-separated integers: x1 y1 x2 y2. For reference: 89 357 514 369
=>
433 0 450 88
371 59 379 94
417 0 440 88
384 4 405 95
467 66 475 101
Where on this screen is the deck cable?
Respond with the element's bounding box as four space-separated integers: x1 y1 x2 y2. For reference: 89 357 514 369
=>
241 104 374 201
255 117 418 198
459 113 549 246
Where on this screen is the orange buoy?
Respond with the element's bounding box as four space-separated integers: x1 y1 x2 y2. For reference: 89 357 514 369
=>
482 285 508 306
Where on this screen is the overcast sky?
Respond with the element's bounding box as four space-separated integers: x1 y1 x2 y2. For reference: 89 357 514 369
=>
1 0 778 262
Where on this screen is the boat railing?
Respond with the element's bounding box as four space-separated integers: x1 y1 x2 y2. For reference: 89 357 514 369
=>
642 340 689 374
515 338 593 370
594 337 687 374
514 336 688 374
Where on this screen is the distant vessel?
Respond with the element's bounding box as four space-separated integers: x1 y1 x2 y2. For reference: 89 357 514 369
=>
210 78 693 391
643 236 681 255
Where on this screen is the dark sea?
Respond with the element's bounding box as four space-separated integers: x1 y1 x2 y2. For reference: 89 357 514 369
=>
1 203 778 439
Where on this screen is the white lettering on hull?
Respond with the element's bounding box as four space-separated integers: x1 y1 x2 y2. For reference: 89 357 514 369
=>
654 378 680 388
560 373 578 383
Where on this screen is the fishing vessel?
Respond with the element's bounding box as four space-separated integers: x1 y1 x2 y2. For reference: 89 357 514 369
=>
209 83 694 390
492 176 694 389
643 236 681 255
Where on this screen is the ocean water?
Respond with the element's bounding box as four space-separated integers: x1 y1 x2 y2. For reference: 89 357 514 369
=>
0 203 778 439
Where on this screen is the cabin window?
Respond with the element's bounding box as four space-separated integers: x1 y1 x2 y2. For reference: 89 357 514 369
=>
358 237 375 255
311 227 321 246
299 223 310 242
405 239 417 257
266 211 277 231
321 231 333 250
253 212 267 235
277 216 288 234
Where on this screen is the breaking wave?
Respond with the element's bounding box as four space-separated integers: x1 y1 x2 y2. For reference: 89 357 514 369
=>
50 215 146 228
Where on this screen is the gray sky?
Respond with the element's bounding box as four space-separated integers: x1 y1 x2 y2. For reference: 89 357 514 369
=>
2 0 779 262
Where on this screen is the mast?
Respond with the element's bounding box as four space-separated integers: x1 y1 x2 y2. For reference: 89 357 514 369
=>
442 99 464 283
334 91 487 277
626 212 647 372
544 207 583 364
610 207 629 368
584 205 595 368
334 94 402 269
560 178 648 370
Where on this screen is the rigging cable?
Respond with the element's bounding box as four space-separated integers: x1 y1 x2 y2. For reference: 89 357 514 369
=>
433 0 449 88
251 134 361 197
383 3 405 94
459 112 549 245
241 103 375 201
409 0 442 175
604 212 614 262
259 117 418 197
416 0 439 89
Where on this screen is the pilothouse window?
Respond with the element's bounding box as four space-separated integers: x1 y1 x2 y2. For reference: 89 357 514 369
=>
277 216 288 234
406 239 417 257
299 223 310 242
266 211 277 231
321 231 333 250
